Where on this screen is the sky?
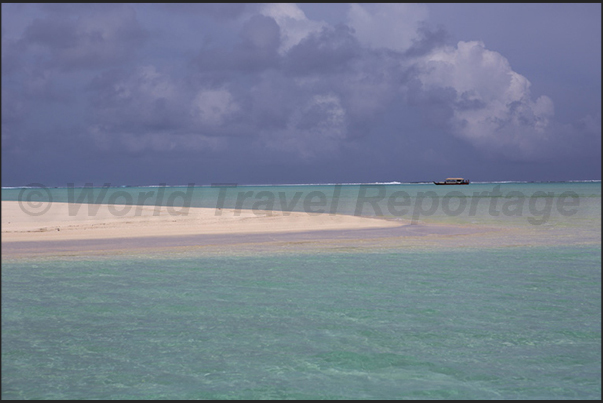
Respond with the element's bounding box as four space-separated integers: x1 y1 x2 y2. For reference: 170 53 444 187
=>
2 3 601 186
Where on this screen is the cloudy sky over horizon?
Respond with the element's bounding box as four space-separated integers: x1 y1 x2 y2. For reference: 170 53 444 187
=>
2 3 601 186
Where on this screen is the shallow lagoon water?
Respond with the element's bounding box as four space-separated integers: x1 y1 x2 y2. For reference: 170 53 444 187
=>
2 246 600 399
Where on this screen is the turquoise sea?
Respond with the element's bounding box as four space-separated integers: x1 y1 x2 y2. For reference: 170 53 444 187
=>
2 182 601 399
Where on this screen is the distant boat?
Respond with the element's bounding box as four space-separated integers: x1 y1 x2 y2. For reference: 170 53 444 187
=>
433 178 470 185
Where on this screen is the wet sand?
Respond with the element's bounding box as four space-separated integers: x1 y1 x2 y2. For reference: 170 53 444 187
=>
2 222 492 258
2 201 492 258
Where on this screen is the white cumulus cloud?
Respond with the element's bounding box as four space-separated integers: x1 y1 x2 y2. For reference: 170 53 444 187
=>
415 40 555 156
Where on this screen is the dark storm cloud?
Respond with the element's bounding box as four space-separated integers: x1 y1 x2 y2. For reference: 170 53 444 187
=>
159 3 253 20
193 14 280 74
87 68 184 132
284 25 360 76
20 4 147 71
404 24 450 58
1 3 600 186
239 14 281 54
85 66 226 155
